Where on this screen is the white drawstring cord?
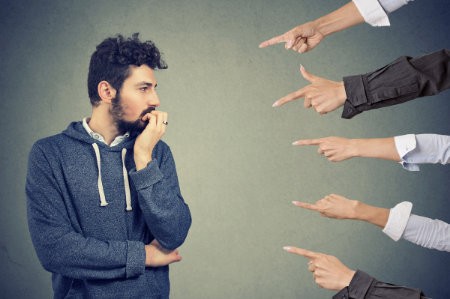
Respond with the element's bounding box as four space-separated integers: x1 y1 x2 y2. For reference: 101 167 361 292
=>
122 148 132 211
92 143 108 207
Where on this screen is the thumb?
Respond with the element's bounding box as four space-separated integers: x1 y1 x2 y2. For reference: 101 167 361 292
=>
300 65 319 83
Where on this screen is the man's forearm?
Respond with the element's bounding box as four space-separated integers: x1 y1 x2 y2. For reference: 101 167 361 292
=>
129 150 192 250
352 137 401 162
314 2 364 37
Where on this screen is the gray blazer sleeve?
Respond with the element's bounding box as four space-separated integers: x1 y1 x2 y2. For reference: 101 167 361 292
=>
332 270 429 299
341 49 450 119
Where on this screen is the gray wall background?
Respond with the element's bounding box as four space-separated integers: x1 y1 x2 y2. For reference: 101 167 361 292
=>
1 0 450 298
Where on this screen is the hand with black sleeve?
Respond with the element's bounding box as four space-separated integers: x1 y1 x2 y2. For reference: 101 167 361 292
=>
283 247 430 299
342 49 450 118
272 50 450 118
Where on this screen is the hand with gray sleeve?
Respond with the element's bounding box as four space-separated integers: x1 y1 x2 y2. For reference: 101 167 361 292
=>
293 194 450 252
294 134 450 171
259 0 413 53
26 33 191 299
271 49 450 116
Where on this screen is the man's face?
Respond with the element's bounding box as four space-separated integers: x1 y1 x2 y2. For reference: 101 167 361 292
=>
110 64 160 133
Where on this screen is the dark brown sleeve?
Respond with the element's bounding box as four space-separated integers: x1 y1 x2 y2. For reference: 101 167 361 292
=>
341 49 450 119
332 270 429 299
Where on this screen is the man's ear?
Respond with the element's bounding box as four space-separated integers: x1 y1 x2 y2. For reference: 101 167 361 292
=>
97 81 117 104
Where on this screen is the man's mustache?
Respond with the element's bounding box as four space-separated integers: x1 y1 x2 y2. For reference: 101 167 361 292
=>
140 107 156 118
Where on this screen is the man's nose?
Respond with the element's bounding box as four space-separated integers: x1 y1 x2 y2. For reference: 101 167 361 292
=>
148 91 160 107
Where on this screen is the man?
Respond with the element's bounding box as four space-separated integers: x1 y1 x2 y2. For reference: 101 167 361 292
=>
26 33 191 299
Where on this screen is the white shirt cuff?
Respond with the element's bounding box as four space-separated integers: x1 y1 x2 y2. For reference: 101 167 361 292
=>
382 201 413 241
394 134 420 171
353 0 390 27
379 0 413 14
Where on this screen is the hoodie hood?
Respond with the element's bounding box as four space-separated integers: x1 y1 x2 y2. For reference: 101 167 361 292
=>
62 121 140 151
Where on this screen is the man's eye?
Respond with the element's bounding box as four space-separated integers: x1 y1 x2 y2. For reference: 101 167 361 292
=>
140 87 147 92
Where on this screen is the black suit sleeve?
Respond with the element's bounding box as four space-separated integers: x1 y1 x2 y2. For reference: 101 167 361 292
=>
341 49 450 119
332 270 429 299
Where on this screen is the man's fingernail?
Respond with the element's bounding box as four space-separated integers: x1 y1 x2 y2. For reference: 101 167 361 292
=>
273 101 280 107
292 201 298 205
287 40 293 48
284 246 292 251
293 141 298 145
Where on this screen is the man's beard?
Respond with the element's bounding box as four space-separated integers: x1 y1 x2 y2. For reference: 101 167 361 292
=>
110 92 155 133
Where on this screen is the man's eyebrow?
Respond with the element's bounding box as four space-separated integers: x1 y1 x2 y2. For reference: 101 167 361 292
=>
135 81 157 87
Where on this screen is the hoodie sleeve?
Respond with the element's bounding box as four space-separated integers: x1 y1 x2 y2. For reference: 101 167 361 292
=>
129 145 192 250
26 143 145 280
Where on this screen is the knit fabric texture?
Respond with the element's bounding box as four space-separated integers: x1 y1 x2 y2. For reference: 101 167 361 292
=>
26 121 192 299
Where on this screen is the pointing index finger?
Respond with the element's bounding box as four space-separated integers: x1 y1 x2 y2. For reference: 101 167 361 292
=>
284 247 322 260
259 33 287 48
292 201 321 212
293 139 323 146
273 87 307 107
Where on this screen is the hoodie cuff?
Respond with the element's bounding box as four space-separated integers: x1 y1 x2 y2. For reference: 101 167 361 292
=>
129 159 164 190
126 240 145 278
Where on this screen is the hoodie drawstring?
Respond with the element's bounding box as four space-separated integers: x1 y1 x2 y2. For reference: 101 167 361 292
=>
92 143 108 207
122 148 132 211
92 144 132 211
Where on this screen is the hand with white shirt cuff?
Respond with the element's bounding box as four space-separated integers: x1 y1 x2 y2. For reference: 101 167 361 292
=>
259 0 402 53
259 2 364 53
294 197 450 252
294 134 450 170
294 136 401 162
293 194 390 228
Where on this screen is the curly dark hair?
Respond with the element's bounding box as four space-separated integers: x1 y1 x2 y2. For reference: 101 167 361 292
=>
88 33 167 106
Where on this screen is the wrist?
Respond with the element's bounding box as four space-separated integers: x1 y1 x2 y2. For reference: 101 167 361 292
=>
144 245 151 267
352 200 368 221
134 152 152 171
312 17 329 37
314 2 364 37
337 81 347 106
348 139 360 159
341 269 356 289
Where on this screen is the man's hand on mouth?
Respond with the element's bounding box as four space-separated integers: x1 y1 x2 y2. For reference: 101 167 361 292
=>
134 110 168 171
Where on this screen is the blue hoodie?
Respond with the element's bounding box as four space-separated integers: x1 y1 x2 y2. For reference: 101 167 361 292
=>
26 121 192 299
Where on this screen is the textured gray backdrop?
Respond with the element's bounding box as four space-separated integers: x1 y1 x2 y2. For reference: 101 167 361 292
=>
1 0 450 298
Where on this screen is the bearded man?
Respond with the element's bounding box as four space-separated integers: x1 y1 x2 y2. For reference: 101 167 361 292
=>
26 33 191 299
